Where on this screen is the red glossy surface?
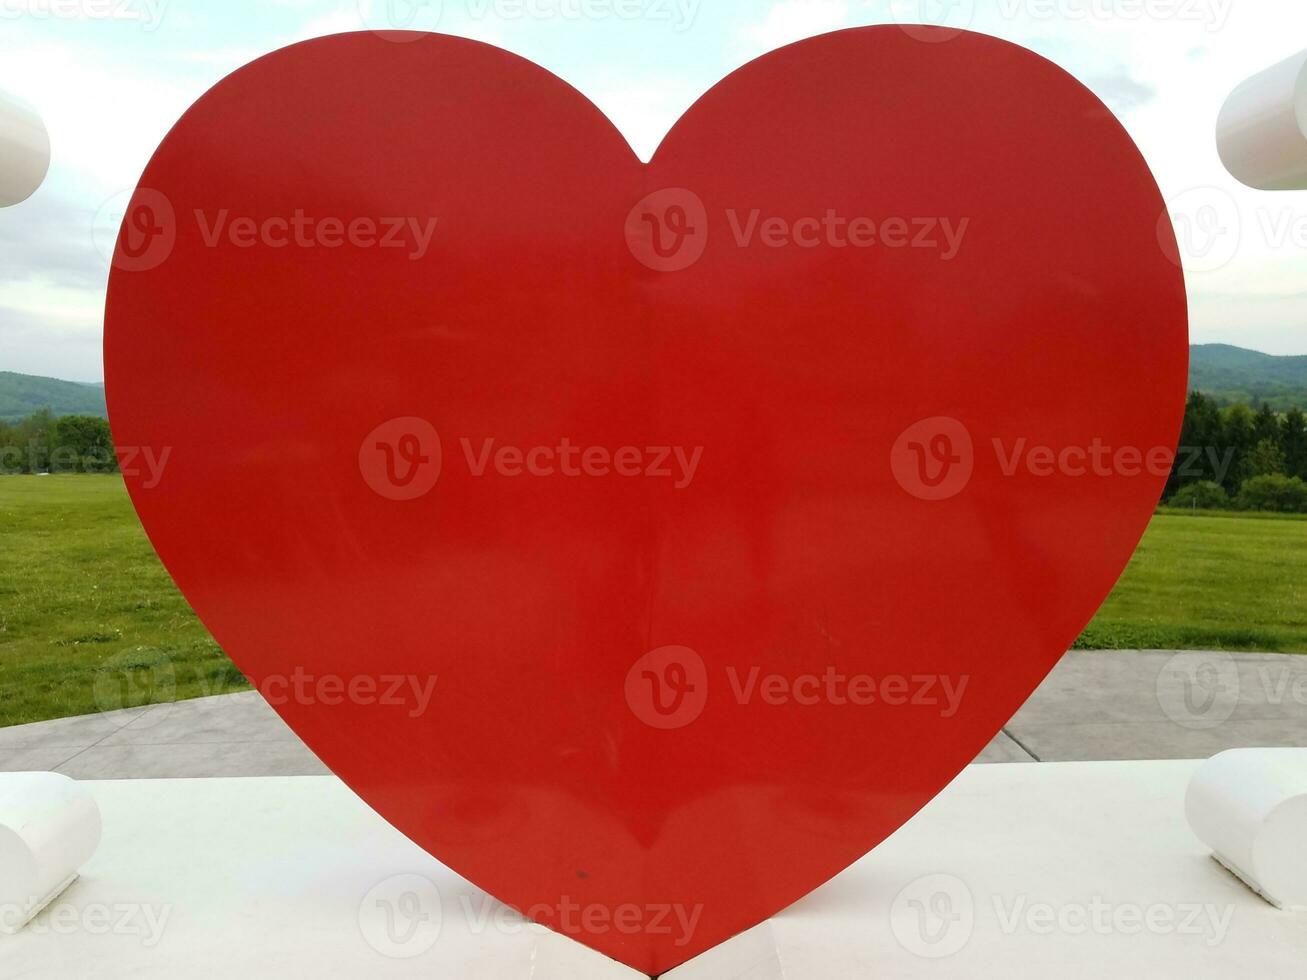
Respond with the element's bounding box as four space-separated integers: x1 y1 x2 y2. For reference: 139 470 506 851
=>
105 28 1188 975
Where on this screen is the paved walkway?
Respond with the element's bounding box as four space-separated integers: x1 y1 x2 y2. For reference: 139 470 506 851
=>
3 650 1306 778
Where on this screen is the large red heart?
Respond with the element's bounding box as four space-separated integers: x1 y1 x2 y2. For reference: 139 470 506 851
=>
105 27 1187 975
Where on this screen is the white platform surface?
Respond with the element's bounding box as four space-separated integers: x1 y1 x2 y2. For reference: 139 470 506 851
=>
0 761 1301 978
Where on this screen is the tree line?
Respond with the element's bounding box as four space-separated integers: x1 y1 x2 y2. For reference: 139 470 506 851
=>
0 410 117 474
4 394 1307 512
1165 392 1307 512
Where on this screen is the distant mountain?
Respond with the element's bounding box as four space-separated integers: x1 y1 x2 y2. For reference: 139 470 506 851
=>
0 372 107 422
1190 345 1307 410
2 344 1305 423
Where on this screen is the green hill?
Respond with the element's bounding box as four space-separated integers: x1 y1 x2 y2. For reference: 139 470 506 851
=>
3 343 1306 423
0 372 107 422
1190 344 1307 410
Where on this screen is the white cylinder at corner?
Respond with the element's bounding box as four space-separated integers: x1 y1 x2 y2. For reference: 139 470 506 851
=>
1217 49 1307 191
0 89 50 207
1186 748 1307 911
0 773 102 934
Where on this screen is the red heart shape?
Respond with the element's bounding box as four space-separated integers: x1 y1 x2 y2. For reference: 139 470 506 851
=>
105 27 1186 975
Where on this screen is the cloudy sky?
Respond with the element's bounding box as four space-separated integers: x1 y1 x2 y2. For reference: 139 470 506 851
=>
2 0 1306 381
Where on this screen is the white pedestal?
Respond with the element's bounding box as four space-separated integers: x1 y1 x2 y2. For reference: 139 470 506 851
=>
0 89 49 207
0 772 101 935
0 763 1302 978
1217 49 1307 191
1186 748 1307 911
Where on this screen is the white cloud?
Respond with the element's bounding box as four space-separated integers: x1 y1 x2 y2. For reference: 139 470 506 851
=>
0 42 195 199
7 0 1307 381
737 0 851 54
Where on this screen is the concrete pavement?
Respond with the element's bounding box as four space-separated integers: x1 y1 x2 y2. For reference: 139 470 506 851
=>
2 650 1305 778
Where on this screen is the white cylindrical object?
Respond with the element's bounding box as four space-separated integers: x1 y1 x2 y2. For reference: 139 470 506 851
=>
1186 748 1307 911
1217 50 1307 191
0 773 102 934
0 89 50 207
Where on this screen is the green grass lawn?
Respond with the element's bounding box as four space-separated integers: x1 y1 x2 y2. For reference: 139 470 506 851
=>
2 476 1306 728
1076 508 1307 651
0 476 247 727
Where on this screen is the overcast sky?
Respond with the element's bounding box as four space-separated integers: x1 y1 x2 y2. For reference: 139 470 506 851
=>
2 0 1307 381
